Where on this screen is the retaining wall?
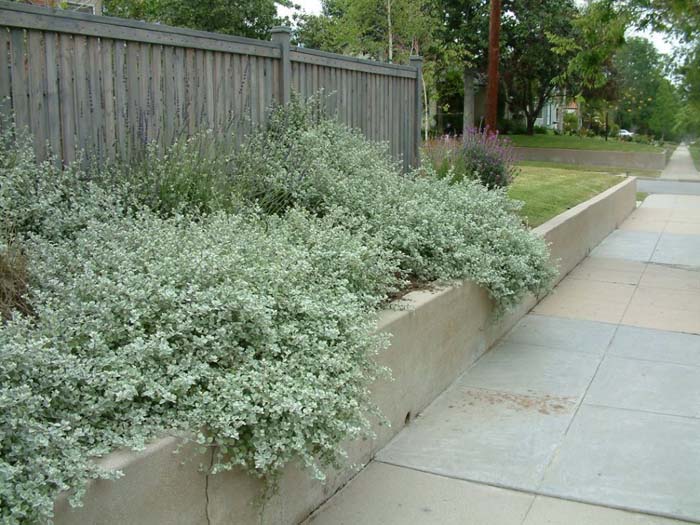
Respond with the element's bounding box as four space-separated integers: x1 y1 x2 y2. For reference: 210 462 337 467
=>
54 177 637 525
514 146 667 170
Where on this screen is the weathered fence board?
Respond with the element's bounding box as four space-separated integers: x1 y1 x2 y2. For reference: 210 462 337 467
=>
0 1 421 169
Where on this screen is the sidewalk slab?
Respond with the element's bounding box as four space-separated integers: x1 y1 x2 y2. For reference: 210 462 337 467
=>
608 325 700 366
306 462 533 525
376 384 577 492
665 221 700 235
638 178 700 196
618 216 669 232
459 342 601 400
622 286 700 334
523 496 694 525
642 194 685 208
659 145 700 181
650 233 700 267
671 208 700 223
567 256 646 285
533 278 635 323
639 264 700 291
504 315 617 355
540 404 700 523
590 230 661 261
585 355 700 418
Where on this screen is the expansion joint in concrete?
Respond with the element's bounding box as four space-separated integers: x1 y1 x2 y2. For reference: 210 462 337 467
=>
205 448 215 525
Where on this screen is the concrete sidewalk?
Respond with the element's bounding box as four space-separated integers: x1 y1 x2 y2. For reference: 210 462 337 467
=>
660 145 700 181
306 194 700 525
638 179 700 196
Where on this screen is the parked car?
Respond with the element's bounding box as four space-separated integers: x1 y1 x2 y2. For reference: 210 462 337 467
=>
619 129 635 138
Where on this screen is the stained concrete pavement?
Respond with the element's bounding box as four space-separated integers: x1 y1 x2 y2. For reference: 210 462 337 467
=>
306 193 700 524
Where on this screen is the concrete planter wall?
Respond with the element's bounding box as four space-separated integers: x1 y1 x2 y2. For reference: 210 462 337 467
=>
54 177 637 525
513 146 667 170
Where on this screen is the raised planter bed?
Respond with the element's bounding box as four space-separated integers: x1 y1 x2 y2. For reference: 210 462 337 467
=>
54 177 637 525
513 146 668 170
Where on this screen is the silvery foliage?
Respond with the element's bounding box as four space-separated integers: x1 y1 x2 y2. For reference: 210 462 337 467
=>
232 100 556 310
0 98 555 523
0 133 400 523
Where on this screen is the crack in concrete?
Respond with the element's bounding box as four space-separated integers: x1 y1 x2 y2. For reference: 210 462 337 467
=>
205 448 215 525
646 261 700 272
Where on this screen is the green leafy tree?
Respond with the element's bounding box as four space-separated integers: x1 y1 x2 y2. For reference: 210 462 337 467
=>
550 0 627 137
626 0 699 140
674 45 700 138
649 77 681 139
627 0 700 43
431 0 492 132
614 37 664 135
500 0 578 135
551 0 627 91
294 0 437 138
296 0 497 135
102 0 289 39
295 0 434 62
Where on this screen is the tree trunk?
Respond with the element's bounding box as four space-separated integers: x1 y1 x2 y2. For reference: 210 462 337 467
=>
604 110 609 141
485 0 501 132
423 75 429 141
387 0 393 62
557 90 566 134
526 115 536 135
463 68 475 135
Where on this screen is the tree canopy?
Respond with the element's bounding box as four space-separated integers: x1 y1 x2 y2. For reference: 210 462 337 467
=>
102 0 288 39
500 0 578 134
25 0 693 140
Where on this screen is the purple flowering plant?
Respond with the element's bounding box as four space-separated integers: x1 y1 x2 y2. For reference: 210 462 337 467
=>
425 128 519 189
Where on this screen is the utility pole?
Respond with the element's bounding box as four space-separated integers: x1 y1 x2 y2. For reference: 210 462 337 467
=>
485 0 501 132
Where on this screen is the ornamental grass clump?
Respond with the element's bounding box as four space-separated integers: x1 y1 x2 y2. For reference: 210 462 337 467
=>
0 234 31 321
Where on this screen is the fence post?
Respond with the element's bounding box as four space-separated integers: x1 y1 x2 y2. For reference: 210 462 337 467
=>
409 55 423 168
271 26 292 105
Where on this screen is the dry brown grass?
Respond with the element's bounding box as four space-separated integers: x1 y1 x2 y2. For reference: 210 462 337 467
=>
1 236 32 321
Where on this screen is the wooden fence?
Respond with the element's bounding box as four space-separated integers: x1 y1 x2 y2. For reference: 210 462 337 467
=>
0 1 422 170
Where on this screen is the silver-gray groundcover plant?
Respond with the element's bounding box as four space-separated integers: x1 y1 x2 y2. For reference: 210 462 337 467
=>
0 102 555 524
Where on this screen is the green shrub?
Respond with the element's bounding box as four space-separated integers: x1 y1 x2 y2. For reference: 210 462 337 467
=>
452 128 518 189
114 130 240 216
0 134 131 243
563 112 579 135
498 118 527 135
1 208 401 523
0 99 555 523
0 132 401 523
231 101 552 309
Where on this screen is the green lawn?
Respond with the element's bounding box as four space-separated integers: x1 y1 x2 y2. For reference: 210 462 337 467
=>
509 165 623 227
517 160 662 178
507 134 663 152
690 144 700 171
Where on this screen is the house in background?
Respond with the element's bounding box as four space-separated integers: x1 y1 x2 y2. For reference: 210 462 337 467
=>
501 92 580 133
535 95 580 132
436 76 580 136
